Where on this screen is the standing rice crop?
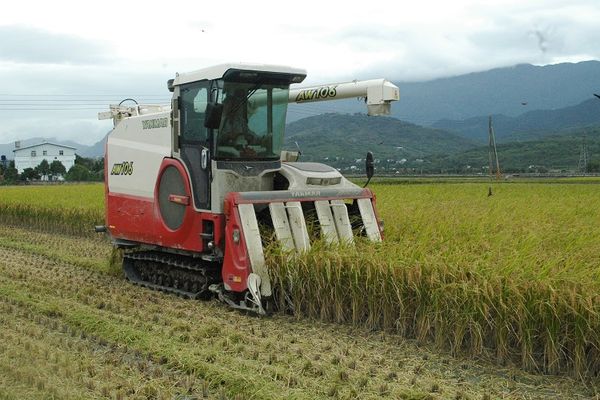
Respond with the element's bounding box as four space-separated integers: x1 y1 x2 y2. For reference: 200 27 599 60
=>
267 183 600 378
0 184 104 236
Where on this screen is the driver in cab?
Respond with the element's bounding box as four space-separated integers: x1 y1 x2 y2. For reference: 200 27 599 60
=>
218 88 257 156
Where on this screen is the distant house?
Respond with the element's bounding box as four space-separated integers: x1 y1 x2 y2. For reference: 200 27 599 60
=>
13 142 76 175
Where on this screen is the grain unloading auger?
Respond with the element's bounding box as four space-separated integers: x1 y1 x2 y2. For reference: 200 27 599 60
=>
97 63 399 314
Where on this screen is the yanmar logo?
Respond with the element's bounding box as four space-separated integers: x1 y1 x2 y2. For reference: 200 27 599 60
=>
291 190 321 198
111 161 134 176
142 117 168 130
295 86 337 102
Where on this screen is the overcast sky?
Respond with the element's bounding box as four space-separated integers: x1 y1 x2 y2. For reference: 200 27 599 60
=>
1 0 599 146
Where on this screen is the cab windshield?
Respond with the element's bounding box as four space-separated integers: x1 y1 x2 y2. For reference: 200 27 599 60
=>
216 82 289 160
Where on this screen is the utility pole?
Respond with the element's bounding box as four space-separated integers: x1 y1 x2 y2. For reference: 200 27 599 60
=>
488 116 501 180
578 134 589 174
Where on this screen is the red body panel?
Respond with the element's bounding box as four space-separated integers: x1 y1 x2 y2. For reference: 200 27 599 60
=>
106 158 225 253
221 202 251 292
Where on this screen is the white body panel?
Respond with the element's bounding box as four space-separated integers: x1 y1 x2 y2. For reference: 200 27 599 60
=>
237 203 271 296
357 198 382 242
248 79 399 116
286 201 311 252
107 112 171 198
278 162 357 190
173 63 306 86
268 202 295 251
331 200 354 244
315 200 339 245
290 79 399 116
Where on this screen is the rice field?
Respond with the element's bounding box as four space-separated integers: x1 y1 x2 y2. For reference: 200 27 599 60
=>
0 184 103 236
0 180 599 384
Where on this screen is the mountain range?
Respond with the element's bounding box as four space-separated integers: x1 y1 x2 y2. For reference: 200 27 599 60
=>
287 60 600 126
433 97 600 143
395 60 600 125
285 114 476 165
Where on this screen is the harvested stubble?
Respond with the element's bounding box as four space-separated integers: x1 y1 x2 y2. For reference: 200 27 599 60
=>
268 183 600 378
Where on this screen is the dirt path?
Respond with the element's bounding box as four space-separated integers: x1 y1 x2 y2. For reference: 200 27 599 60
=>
0 226 597 400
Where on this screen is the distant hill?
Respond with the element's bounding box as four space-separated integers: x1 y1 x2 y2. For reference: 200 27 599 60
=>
397 61 600 125
288 61 600 128
427 127 600 172
78 134 107 158
432 98 600 143
284 113 477 167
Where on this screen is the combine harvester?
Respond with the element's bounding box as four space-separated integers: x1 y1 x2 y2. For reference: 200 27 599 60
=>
97 63 399 314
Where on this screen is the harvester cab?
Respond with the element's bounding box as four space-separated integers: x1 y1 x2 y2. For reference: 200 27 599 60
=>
98 63 399 314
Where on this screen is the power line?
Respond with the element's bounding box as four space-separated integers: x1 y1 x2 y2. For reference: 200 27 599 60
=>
0 94 168 97
0 99 169 102
0 95 443 125
0 108 114 111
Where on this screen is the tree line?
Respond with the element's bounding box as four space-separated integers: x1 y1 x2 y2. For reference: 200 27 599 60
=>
0 155 104 184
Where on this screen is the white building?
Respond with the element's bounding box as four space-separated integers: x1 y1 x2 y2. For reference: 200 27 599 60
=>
13 142 76 174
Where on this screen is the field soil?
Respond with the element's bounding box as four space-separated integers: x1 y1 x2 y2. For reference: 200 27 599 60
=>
0 225 597 400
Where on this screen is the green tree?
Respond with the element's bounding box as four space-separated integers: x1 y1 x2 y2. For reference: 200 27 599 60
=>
75 155 104 181
49 160 67 176
35 159 50 178
20 167 40 181
4 167 18 182
587 160 600 173
66 164 90 181
3 160 18 183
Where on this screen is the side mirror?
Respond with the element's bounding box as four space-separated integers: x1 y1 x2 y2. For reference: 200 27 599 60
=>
204 102 223 129
365 151 374 180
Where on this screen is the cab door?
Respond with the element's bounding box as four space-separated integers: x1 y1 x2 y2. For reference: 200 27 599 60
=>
179 81 211 210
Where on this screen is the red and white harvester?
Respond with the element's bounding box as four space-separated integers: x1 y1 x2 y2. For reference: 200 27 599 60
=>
97 63 399 314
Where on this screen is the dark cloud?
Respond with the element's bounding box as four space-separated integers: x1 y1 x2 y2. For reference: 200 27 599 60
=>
0 25 111 65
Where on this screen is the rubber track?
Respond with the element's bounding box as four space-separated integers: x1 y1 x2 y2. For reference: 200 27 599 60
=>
123 251 221 299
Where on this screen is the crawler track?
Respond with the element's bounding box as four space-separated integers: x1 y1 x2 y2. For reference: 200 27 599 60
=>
123 251 221 299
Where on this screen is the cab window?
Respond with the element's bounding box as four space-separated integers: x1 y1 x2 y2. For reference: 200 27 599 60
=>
180 82 209 143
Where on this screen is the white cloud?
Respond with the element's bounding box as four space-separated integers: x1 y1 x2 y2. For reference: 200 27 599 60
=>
1 118 111 146
0 26 110 65
0 0 599 144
